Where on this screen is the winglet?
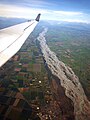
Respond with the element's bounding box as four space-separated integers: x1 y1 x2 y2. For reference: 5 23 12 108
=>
35 13 41 22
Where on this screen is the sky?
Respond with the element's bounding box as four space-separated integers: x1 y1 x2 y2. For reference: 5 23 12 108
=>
0 0 90 23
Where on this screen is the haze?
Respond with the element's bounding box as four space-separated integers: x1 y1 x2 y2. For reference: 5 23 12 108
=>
0 0 90 23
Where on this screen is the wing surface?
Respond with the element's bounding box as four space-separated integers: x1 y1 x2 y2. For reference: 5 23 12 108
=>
0 14 41 67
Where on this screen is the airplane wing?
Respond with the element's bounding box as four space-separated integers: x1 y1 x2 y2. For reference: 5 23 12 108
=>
0 14 41 67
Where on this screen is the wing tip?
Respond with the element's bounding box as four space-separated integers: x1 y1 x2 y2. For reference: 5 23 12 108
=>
35 13 41 22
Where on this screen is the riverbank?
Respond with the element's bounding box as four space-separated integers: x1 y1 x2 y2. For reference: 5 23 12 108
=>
37 28 90 120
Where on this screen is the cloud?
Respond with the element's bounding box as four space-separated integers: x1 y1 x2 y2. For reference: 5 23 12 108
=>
0 4 89 23
0 4 49 18
53 11 83 16
0 0 55 9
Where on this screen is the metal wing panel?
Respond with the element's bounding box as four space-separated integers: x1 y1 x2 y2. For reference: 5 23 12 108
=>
0 20 35 53
0 20 38 67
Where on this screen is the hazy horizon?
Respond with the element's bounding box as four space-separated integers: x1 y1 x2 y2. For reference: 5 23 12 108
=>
0 0 90 23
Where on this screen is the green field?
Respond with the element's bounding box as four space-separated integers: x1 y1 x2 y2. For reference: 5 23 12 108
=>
43 22 90 99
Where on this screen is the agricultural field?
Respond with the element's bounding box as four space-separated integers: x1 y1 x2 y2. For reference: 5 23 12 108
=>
45 21 90 99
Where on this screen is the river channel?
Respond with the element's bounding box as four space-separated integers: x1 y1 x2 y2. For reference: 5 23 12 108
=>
37 28 90 120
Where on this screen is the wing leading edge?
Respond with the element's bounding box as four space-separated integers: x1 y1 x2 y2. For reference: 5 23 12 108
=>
0 14 41 67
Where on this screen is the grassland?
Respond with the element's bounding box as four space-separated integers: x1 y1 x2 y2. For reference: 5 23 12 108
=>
45 22 90 99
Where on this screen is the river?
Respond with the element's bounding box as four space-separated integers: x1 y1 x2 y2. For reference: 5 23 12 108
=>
37 28 90 120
